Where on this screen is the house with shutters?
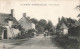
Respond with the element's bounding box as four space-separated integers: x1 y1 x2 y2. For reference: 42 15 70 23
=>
0 9 21 39
19 13 35 31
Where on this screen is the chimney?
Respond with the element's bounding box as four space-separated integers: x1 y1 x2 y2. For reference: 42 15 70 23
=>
23 13 26 17
11 9 14 17
27 17 30 20
23 13 30 20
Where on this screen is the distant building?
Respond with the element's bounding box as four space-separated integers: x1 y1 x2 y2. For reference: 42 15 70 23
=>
56 17 68 35
59 23 68 35
0 9 20 39
19 13 35 31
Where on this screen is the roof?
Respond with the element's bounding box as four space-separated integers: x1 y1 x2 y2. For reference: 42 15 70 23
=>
56 17 68 29
60 23 68 29
12 17 19 25
0 13 19 26
0 13 10 26
73 20 80 27
18 15 34 31
19 16 32 23
57 17 80 29
77 14 80 17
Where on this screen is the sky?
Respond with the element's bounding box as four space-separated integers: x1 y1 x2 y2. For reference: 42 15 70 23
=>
0 0 80 26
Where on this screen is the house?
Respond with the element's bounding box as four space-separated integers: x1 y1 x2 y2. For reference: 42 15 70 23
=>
0 9 21 39
19 13 35 31
59 23 68 35
56 17 68 35
56 17 80 36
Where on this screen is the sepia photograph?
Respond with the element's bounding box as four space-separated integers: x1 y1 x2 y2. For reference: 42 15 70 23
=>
0 0 80 49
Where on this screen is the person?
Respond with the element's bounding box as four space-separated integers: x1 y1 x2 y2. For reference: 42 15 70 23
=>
44 32 46 37
33 32 36 37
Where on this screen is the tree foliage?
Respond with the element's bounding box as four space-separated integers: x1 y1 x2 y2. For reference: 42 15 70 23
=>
0 25 4 35
67 18 75 28
30 18 54 33
38 19 47 28
45 20 53 32
35 19 47 33
30 18 38 24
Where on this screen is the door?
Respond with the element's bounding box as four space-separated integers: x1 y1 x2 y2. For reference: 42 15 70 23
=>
4 30 7 39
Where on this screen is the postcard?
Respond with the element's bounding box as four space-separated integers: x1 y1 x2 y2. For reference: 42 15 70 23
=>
0 0 80 49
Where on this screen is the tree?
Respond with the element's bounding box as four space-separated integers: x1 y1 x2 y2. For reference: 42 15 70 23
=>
38 19 47 28
0 25 4 35
76 5 80 10
36 24 44 34
76 4 80 49
67 18 75 28
30 18 38 24
17 25 25 35
35 19 47 33
45 20 54 32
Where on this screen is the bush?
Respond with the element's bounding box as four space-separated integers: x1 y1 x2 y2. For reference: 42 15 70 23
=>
55 37 79 49
27 29 37 38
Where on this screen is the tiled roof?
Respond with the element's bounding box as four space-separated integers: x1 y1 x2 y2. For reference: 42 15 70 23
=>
0 13 19 26
73 20 80 27
77 14 80 17
19 16 32 24
57 17 80 30
60 23 68 29
0 13 10 26
12 17 19 25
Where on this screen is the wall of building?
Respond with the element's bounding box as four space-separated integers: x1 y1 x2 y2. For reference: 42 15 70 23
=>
8 21 13 27
23 22 35 31
19 16 35 31
6 26 20 39
13 28 20 37
63 29 68 35
31 23 35 29
1 25 20 39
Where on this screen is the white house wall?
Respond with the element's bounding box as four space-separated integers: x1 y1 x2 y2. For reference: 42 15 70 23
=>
13 28 20 37
4 26 20 39
8 21 13 27
19 21 35 31
1 30 4 39
24 22 34 30
31 23 35 29
63 29 68 35
6 26 13 38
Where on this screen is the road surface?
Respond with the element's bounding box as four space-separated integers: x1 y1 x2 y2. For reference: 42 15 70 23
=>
10 35 63 49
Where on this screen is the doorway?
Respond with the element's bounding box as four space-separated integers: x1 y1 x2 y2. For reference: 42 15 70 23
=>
4 30 7 39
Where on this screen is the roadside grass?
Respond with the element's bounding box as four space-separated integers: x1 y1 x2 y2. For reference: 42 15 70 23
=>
54 36 79 49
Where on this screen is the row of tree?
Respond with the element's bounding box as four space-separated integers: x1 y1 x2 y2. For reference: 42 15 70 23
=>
30 18 55 34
